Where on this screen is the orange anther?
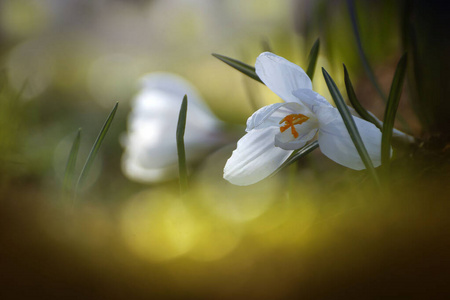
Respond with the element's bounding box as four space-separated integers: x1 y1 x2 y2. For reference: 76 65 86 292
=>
279 114 309 138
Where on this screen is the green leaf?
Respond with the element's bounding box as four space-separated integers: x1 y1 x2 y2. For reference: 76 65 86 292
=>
346 0 387 103
343 64 382 130
63 128 81 198
347 1 412 133
381 54 408 166
76 102 118 194
271 141 319 177
322 68 380 186
177 95 188 195
306 38 320 80
212 53 263 84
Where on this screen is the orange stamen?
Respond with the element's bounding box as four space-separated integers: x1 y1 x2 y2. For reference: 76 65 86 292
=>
279 114 309 138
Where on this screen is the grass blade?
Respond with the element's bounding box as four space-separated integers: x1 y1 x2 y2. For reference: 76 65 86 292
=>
271 141 319 177
63 128 81 198
306 38 320 80
212 53 263 84
381 54 408 166
346 0 387 103
346 1 412 133
75 102 118 194
322 68 380 186
177 95 189 195
343 64 382 130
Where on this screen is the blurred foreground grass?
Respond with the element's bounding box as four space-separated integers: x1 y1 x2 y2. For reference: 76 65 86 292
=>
1 165 449 299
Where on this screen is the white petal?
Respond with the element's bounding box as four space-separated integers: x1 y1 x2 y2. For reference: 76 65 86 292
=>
292 88 333 113
246 103 286 131
255 52 312 103
224 127 293 186
138 73 215 119
317 107 382 170
135 73 220 130
392 128 415 144
274 122 318 150
122 151 178 183
123 73 224 183
246 102 311 131
364 111 415 144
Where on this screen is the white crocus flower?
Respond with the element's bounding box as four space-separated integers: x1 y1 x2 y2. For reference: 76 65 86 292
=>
122 73 224 183
224 52 384 186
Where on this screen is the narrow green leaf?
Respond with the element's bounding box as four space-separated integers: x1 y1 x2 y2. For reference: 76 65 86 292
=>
343 64 382 130
322 68 380 186
63 128 81 198
177 95 188 195
306 38 320 80
347 1 412 133
381 54 408 166
212 53 263 84
76 102 118 193
271 141 319 177
346 0 387 103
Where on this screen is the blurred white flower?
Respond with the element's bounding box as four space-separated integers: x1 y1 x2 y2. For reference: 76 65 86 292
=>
122 73 225 183
224 52 384 186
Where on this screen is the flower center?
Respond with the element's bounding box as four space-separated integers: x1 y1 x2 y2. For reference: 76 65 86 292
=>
279 113 309 138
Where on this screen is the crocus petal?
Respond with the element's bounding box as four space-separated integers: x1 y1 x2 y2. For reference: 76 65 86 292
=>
364 111 415 144
138 73 217 123
274 122 318 150
123 73 224 183
292 88 333 112
294 88 415 146
317 107 382 170
255 52 312 103
126 122 178 169
135 73 220 130
122 152 177 183
246 102 311 131
246 103 286 131
224 127 293 186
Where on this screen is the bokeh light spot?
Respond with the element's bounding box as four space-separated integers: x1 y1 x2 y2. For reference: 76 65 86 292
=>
187 218 242 262
120 190 200 262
